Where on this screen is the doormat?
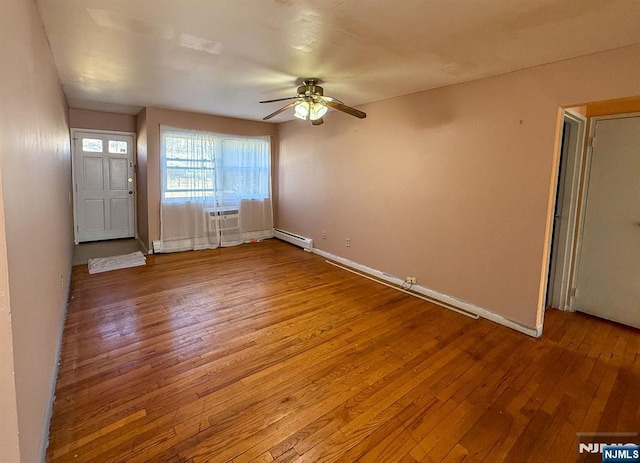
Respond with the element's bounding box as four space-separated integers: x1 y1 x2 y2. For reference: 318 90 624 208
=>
88 251 146 274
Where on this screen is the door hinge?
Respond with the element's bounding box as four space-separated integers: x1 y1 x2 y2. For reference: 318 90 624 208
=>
588 136 595 148
571 287 577 298
75 183 77 192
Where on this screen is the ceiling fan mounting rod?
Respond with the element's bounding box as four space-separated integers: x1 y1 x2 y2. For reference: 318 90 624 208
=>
298 78 323 97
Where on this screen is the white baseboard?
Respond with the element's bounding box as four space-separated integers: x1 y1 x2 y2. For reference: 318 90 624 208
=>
313 248 543 338
39 265 72 462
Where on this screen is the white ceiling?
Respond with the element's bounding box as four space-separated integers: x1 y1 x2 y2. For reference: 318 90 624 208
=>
36 0 640 122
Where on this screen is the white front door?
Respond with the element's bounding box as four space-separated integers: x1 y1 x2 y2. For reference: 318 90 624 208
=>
73 130 135 243
574 115 640 328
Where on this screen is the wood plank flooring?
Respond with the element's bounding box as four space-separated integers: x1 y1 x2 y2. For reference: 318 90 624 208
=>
46 239 639 463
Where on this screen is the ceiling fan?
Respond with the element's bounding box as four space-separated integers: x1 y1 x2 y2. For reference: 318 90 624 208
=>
260 79 366 126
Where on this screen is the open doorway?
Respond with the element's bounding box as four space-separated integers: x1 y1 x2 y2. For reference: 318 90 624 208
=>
546 111 586 311
545 96 640 330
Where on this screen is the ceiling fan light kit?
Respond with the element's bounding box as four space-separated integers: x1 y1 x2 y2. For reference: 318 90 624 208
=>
293 100 328 121
260 79 366 125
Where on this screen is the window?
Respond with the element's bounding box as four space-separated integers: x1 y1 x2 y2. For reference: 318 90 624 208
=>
161 127 271 207
163 132 216 199
109 140 128 154
82 138 103 152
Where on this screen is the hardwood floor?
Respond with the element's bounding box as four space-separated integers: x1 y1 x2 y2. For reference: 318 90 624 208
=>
46 239 639 463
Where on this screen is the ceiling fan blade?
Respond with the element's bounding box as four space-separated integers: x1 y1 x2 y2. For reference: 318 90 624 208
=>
312 118 324 126
263 101 297 120
324 100 366 119
259 96 299 104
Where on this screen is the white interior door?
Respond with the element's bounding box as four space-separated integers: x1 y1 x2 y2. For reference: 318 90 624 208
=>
574 115 640 328
73 130 135 243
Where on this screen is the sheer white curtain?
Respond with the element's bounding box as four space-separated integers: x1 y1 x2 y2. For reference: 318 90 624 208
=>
155 127 273 253
220 138 274 245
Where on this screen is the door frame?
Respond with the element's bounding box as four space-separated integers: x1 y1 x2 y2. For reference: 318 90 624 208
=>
545 110 587 312
71 128 137 244
570 111 640 312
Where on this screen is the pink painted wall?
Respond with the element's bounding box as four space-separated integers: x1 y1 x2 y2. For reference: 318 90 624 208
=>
0 168 20 463
69 108 136 133
0 0 74 461
138 107 277 250
136 109 149 250
277 44 640 331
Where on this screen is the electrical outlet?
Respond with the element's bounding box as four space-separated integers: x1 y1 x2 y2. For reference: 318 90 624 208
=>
405 276 417 284
321 231 326 239
345 238 351 247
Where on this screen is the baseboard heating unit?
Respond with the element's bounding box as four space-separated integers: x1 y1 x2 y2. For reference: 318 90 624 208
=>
274 228 313 251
